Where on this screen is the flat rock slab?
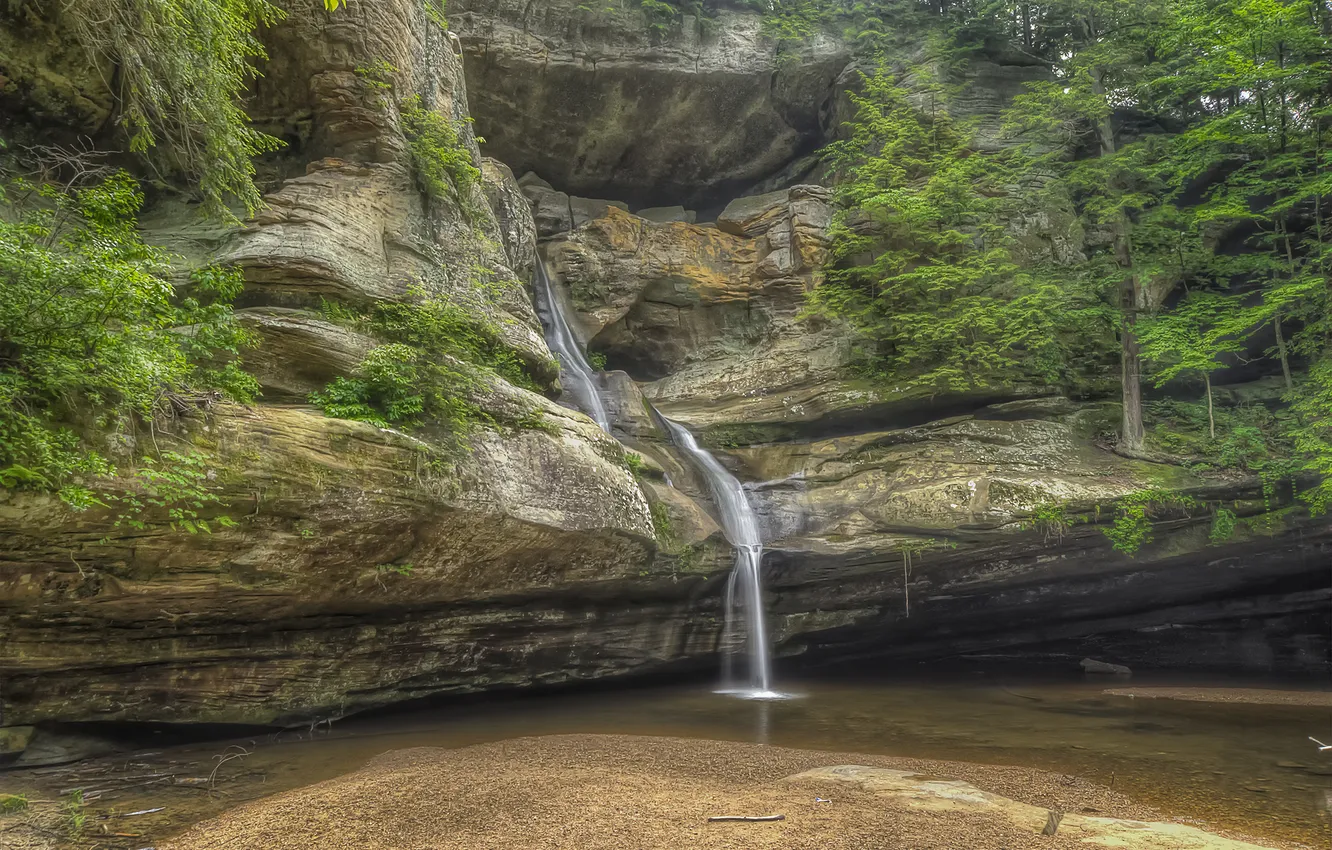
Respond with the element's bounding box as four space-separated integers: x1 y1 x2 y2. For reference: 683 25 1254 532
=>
792 765 1276 850
160 735 1279 850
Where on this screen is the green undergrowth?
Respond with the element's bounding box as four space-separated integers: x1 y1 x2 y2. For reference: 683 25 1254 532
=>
311 290 552 440
1024 487 1260 557
400 94 484 223
0 165 254 528
649 500 674 543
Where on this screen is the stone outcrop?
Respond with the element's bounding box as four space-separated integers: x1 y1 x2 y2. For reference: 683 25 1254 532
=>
0 0 660 753
545 187 833 388
539 196 1330 683
0 0 1328 767
0 401 658 735
451 0 851 206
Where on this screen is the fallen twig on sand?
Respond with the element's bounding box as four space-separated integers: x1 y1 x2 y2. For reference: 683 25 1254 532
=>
707 815 785 822
208 746 252 791
120 807 166 817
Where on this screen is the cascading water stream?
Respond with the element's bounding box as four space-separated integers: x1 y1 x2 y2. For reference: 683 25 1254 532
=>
659 417 781 699
532 257 610 432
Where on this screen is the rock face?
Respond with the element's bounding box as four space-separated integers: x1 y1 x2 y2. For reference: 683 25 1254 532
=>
543 196 1331 680
0 0 660 748
450 0 851 207
0 403 660 733
0 0 1329 763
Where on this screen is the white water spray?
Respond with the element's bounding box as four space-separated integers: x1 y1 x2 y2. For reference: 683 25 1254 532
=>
532 258 610 431
659 417 781 699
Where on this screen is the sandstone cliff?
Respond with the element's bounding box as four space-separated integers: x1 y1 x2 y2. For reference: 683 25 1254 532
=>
0 0 1327 767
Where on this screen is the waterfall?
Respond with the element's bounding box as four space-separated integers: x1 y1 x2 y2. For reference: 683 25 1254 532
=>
659 417 781 699
532 258 611 432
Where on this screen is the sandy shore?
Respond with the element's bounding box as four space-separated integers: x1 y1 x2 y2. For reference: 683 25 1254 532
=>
160 734 1290 850
1103 687 1332 707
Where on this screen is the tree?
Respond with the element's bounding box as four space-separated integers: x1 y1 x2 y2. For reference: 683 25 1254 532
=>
809 68 1098 394
1140 292 1250 438
1002 0 1172 455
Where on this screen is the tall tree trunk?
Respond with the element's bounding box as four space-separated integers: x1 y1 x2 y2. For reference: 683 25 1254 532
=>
1275 313 1293 390
1204 372 1215 439
1091 66 1146 455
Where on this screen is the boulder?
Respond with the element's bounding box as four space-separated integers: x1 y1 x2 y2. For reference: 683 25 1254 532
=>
235 307 377 399
482 157 539 281
570 196 630 228
636 205 697 224
1081 658 1134 676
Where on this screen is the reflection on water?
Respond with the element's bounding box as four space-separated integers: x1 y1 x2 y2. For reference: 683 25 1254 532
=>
3 672 1328 848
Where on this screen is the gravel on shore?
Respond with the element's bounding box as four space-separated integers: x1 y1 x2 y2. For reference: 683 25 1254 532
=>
160 734 1284 850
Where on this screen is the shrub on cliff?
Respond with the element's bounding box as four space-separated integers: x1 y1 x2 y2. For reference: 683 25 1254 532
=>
0 167 256 505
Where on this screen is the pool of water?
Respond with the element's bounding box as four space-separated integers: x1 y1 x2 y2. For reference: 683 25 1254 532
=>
3 671 1329 848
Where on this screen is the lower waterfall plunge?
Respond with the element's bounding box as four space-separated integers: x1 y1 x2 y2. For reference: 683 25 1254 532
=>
660 417 783 699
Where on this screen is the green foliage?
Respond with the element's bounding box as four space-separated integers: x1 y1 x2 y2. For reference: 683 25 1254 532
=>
650 500 674 543
1140 293 1250 390
587 350 609 371
0 170 255 503
0 794 28 814
400 95 483 221
809 68 1108 393
1145 400 1293 475
102 451 238 535
1102 489 1198 556
371 294 540 391
310 290 546 438
62 0 284 216
310 343 429 429
639 0 680 36
1287 358 1332 515
1209 507 1237 545
355 59 398 108
63 789 86 836
623 451 646 475
423 0 449 29
1025 501 1073 544
373 561 415 591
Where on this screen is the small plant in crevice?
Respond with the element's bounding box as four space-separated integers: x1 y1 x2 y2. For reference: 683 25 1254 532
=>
587 350 609 371
374 562 415 590
1101 489 1198 557
1024 501 1072 544
650 501 674 543
897 537 954 617
623 451 646 475
423 0 448 29
1209 507 1237 545
354 59 397 108
63 789 87 836
399 94 482 221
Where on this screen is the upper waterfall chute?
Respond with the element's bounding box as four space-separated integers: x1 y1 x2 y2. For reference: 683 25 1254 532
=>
531 258 611 432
